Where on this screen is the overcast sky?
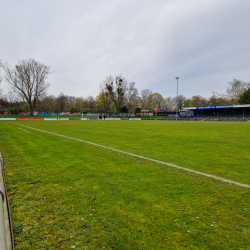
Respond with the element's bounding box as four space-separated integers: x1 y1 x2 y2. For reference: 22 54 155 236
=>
1 0 250 99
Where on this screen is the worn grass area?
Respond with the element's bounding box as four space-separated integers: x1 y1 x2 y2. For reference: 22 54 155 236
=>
0 121 249 249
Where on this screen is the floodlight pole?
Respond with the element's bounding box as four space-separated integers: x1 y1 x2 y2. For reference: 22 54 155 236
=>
175 77 179 121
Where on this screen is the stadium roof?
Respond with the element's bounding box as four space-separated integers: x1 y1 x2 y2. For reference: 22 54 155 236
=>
184 104 250 110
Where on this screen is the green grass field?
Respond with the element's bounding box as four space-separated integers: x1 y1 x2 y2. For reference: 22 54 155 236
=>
0 121 250 249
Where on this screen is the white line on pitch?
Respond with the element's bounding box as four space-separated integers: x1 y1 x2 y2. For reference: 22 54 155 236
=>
18 127 31 133
18 123 250 189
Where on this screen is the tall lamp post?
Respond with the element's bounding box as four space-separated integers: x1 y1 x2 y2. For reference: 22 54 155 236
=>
175 77 179 121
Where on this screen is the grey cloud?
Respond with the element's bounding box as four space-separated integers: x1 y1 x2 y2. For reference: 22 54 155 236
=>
0 0 250 99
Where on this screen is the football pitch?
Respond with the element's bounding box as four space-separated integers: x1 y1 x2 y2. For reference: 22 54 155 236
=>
0 121 250 249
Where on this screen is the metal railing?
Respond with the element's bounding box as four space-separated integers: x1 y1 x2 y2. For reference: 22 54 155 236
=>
0 182 7 249
0 151 14 250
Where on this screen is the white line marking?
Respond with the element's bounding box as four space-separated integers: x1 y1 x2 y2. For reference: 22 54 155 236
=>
18 123 250 188
18 127 31 133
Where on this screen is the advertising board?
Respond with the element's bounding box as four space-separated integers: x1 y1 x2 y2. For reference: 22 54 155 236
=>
16 118 44 120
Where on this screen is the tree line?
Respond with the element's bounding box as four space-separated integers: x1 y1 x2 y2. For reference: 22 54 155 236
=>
1 59 250 115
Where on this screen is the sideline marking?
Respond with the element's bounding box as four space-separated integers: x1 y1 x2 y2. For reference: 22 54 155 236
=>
17 123 250 189
18 127 31 133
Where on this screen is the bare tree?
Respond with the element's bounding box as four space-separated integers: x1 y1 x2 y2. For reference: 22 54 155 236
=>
0 89 4 100
165 96 174 110
1 59 52 115
140 89 153 110
99 83 113 114
0 89 8 111
105 75 128 115
56 92 68 113
191 95 207 107
126 82 139 115
86 96 96 110
227 79 250 102
6 90 16 103
41 95 56 113
173 94 186 110
208 92 231 106
0 60 2 84
0 60 3 106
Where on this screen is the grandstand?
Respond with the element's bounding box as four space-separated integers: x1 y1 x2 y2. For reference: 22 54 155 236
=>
183 104 250 121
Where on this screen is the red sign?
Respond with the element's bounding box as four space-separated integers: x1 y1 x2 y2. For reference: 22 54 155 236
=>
16 118 44 120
